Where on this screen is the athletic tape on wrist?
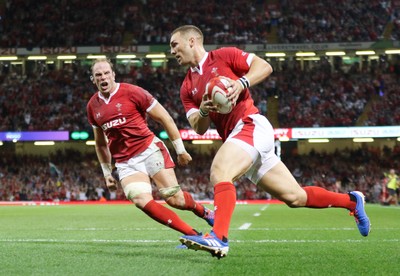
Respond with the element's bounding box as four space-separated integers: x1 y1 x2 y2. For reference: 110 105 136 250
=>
172 138 186 154
101 163 112 177
199 108 209 118
238 76 250 89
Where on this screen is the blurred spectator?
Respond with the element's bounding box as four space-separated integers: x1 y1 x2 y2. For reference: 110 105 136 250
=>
1 58 399 132
383 168 399 205
0 0 391 48
1 144 399 202
278 0 389 43
0 0 398 204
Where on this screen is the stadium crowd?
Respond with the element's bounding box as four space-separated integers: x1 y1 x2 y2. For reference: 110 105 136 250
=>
1 60 397 203
0 0 399 203
0 57 399 133
0 0 398 47
277 0 392 43
276 57 400 127
0 144 398 203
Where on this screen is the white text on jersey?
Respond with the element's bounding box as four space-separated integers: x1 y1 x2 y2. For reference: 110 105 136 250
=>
101 117 127 130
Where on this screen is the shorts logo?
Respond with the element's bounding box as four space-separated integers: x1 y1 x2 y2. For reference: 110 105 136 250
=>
101 117 127 130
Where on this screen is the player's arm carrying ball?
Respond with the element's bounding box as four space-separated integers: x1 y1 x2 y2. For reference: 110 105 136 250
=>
224 55 273 103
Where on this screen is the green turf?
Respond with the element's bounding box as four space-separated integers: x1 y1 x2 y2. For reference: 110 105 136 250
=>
0 203 399 276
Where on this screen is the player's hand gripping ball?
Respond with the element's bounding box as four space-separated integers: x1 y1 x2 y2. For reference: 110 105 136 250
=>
205 76 234 114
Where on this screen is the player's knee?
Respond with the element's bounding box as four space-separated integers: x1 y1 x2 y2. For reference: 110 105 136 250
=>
159 185 185 209
210 161 248 184
210 169 232 184
159 185 184 207
280 193 306 208
123 182 152 205
159 185 181 199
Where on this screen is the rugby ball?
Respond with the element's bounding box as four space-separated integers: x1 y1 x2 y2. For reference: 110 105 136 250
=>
205 76 233 114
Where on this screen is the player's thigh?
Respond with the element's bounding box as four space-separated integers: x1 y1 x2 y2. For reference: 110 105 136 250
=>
120 172 151 188
152 168 185 205
152 168 179 189
258 161 307 206
120 172 153 205
210 141 253 184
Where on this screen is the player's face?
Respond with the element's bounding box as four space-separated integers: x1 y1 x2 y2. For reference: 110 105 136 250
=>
170 32 193 66
91 61 116 94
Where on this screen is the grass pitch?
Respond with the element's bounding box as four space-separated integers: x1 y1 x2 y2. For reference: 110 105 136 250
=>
0 203 399 276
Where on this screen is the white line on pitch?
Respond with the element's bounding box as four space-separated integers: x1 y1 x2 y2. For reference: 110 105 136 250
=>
1 238 398 244
235 239 400 243
260 206 268 211
254 212 261 216
56 226 400 232
58 227 165 231
0 238 176 244
238 223 252 230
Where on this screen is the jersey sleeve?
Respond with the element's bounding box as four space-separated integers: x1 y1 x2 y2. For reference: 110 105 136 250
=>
217 47 254 77
86 98 99 128
129 85 156 112
180 78 199 117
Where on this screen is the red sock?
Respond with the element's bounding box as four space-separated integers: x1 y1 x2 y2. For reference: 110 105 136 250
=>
183 191 205 218
142 200 198 235
213 182 236 241
303 186 356 210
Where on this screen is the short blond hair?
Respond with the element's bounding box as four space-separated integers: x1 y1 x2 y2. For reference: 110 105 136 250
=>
90 58 114 74
171 25 204 43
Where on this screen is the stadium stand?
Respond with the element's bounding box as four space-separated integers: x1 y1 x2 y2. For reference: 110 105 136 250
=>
0 58 399 132
0 0 396 47
0 0 399 202
277 0 391 43
1 145 399 203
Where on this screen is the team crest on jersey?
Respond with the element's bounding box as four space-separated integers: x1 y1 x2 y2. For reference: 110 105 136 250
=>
211 67 218 76
191 88 198 95
116 103 122 112
95 112 101 118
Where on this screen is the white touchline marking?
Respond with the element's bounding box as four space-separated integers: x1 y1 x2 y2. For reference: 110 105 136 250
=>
240 227 357 231
235 239 400 243
54 226 400 232
239 223 252 230
254 212 261 216
0 238 398 244
260 206 268 211
0 238 175 243
58 227 166 231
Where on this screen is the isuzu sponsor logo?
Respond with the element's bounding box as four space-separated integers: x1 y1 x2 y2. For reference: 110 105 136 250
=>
101 117 127 130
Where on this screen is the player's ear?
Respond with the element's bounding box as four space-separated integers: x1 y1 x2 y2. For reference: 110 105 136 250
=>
90 75 94 83
189 37 195 47
112 71 116 80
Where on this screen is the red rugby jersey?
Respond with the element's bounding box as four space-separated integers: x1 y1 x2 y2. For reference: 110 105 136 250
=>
87 83 155 162
180 47 259 141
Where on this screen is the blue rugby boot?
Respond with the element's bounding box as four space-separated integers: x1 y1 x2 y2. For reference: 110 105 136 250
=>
179 231 228 259
349 191 371 237
203 207 214 227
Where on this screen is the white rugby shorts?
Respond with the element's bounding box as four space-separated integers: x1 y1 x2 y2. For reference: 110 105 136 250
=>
226 114 280 184
116 136 175 180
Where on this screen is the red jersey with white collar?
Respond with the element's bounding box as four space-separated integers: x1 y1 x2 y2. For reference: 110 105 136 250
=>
87 83 155 162
180 47 259 141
